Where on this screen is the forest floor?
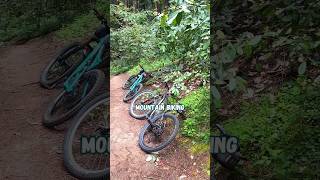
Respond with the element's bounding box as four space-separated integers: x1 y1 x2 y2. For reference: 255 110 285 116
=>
110 74 208 180
0 36 75 179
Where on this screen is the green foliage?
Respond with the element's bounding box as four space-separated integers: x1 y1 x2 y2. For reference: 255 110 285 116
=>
111 23 158 74
55 0 109 41
55 14 99 41
128 57 172 75
222 80 320 178
180 87 210 141
110 4 152 29
0 0 103 42
156 0 210 71
110 5 158 75
111 2 210 98
212 0 320 102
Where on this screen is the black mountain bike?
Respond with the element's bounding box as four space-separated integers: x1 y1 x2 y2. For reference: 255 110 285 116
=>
211 124 246 180
63 94 109 180
134 83 180 153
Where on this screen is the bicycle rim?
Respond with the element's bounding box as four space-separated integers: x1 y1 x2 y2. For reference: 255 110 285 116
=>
47 47 84 83
140 114 179 152
130 91 158 119
64 95 109 179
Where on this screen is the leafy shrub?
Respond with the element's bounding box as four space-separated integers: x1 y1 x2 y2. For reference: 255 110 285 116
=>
110 4 152 29
156 0 210 72
180 87 210 141
111 23 158 74
55 14 99 41
222 80 320 178
55 0 109 41
0 0 106 42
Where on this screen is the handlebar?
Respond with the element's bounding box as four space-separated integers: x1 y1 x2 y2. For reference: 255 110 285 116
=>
215 124 226 135
93 8 107 25
139 64 145 71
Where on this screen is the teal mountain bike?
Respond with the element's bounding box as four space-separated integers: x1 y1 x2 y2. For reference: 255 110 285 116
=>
42 9 109 127
122 65 151 102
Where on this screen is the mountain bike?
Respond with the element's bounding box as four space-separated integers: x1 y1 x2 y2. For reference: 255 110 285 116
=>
64 94 109 180
122 65 150 102
42 9 109 127
40 9 109 89
137 83 180 153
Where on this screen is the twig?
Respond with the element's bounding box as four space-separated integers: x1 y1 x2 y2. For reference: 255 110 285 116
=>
26 120 40 126
22 81 39 87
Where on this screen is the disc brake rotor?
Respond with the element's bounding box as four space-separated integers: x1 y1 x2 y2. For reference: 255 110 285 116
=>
152 123 165 136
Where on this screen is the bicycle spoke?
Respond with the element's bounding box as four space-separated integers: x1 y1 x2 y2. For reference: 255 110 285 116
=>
70 98 109 172
142 116 176 149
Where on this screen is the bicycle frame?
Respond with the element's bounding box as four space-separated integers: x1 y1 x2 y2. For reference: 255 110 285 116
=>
129 73 144 91
146 92 168 125
64 36 107 93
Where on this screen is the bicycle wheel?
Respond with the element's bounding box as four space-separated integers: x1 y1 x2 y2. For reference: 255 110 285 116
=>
122 75 137 90
64 94 109 180
40 42 88 89
138 113 179 153
43 69 105 127
129 90 158 120
123 83 143 103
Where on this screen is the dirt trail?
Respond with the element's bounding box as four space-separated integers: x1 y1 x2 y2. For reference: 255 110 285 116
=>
0 37 75 179
110 74 208 180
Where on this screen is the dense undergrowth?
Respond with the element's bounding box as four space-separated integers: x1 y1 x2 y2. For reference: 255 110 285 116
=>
215 79 320 179
212 0 320 178
212 0 320 108
0 0 108 43
55 0 109 42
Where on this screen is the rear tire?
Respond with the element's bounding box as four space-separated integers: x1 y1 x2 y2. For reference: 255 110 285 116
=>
43 70 105 127
129 90 157 120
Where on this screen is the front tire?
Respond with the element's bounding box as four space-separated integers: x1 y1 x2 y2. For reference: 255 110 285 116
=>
122 75 137 90
64 94 109 180
42 70 105 127
123 83 142 103
139 113 179 153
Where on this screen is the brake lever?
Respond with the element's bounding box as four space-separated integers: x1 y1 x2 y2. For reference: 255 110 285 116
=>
139 64 145 71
